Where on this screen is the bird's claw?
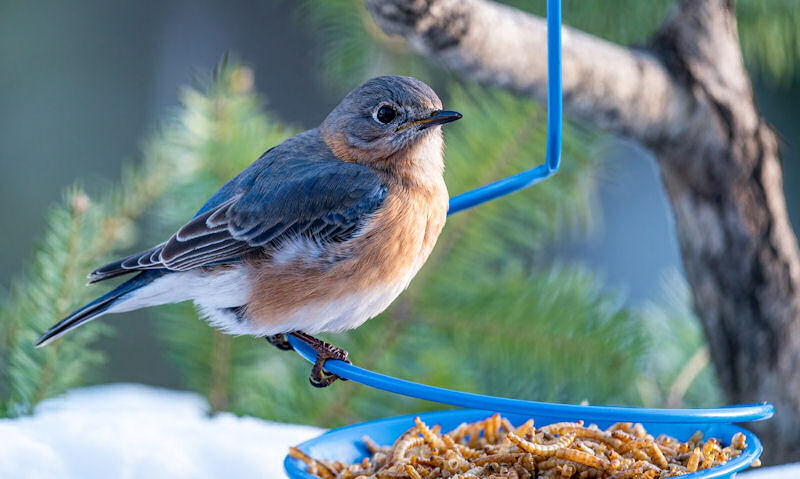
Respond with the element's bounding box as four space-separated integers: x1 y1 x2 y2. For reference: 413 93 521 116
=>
265 334 294 351
309 345 351 388
309 358 351 388
289 331 351 388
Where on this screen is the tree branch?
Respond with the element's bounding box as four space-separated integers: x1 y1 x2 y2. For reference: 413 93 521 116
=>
365 0 702 146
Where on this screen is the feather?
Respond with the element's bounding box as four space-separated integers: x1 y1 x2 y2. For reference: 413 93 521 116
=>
88 129 387 282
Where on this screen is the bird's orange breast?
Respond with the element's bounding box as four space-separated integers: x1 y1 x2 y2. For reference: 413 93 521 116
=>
244 179 448 334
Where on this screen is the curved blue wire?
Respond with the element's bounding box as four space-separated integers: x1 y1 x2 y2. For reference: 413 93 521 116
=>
288 336 773 423
448 0 562 215
288 0 775 424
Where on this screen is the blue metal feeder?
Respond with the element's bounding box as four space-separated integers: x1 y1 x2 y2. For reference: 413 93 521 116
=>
285 0 773 476
285 410 766 479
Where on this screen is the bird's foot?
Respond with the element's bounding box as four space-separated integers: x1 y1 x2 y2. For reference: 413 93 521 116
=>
290 331 351 388
265 333 293 351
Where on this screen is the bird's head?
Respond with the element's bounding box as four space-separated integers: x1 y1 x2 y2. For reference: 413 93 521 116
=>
321 76 461 166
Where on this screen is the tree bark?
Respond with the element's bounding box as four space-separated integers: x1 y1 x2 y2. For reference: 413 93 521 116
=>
365 0 800 463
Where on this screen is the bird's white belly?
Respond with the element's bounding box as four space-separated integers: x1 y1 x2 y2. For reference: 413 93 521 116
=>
215 277 407 337
176 261 415 337
284 279 409 334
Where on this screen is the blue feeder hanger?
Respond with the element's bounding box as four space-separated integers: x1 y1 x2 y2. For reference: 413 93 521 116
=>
288 0 773 425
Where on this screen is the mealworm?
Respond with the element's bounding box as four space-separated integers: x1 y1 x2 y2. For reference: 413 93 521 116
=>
404 465 422 479
686 447 702 473
508 432 575 456
391 436 424 464
556 447 611 470
415 417 446 450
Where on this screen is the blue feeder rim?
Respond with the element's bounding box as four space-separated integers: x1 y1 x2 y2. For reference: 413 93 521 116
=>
288 0 775 425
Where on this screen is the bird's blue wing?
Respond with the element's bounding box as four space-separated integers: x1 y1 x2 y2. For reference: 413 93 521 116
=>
158 159 386 270
89 135 387 280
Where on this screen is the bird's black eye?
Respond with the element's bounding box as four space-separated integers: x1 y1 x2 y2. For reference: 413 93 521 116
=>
376 105 396 124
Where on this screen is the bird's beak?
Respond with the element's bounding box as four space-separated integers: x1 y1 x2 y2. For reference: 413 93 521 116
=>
399 110 462 130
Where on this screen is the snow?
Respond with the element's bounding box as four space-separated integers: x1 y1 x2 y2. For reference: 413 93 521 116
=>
0 384 323 479
0 383 796 478
741 463 800 478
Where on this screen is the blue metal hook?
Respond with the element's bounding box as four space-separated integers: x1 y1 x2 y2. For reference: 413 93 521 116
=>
447 0 561 214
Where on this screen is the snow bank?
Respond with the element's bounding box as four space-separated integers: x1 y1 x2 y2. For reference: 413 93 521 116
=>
0 384 323 478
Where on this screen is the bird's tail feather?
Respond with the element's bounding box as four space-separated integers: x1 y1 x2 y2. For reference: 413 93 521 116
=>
35 271 161 347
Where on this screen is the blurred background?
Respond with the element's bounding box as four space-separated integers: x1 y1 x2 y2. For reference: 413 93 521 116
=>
1 0 799 444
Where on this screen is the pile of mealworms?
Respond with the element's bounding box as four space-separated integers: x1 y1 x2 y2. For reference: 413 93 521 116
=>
290 413 760 478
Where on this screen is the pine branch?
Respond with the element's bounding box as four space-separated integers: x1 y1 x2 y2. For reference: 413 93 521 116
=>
0 61 267 417
152 63 297 411
0 143 175 414
301 0 419 88
30 191 87 406
737 0 800 85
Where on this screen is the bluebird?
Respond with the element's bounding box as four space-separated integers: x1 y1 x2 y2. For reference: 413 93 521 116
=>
36 76 461 387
